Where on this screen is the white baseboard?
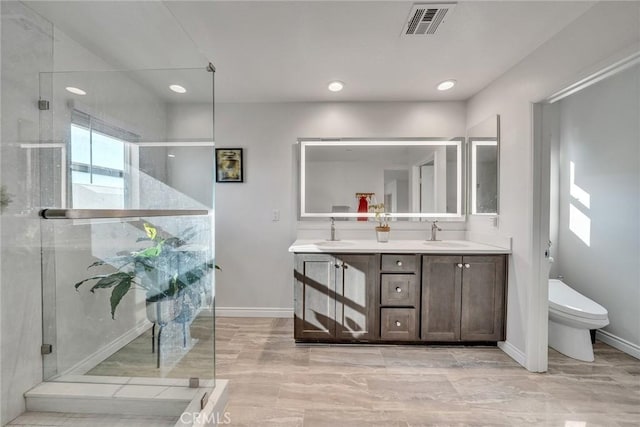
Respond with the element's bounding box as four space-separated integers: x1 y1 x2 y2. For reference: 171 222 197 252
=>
498 340 527 368
596 330 640 360
213 307 293 318
62 321 153 377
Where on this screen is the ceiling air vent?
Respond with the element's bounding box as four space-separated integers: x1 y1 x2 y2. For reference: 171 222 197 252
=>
402 2 457 36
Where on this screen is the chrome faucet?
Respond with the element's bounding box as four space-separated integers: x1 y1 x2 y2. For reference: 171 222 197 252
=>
329 217 338 241
429 220 442 241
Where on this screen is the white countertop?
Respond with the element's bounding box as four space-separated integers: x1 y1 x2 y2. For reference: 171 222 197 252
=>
288 239 511 254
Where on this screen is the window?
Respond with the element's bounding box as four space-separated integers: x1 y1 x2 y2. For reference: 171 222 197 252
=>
70 110 137 208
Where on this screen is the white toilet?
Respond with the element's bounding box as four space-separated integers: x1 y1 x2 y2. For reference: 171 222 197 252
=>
548 278 609 362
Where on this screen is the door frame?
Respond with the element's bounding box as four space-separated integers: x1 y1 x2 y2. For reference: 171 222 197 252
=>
530 51 640 371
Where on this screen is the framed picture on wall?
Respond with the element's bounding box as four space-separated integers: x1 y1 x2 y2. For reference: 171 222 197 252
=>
215 148 244 183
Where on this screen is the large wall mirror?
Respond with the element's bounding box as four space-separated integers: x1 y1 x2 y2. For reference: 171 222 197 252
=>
299 139 464 219
468 115 500 215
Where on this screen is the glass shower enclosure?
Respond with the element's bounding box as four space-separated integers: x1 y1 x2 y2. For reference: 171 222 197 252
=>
35 67 216 386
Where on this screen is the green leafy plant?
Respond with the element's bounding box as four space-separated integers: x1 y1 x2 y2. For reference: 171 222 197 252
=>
75 223 218 319
369 203 390 230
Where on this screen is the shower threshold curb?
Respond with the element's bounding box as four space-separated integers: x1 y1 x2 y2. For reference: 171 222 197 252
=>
24 377 229 426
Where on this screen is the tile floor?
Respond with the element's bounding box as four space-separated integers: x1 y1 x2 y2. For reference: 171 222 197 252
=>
10 317 640 426
218 318 639 427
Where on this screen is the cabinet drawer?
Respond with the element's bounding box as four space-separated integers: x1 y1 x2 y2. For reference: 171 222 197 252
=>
381 274 418 307
380 308 417 341
381 255 417 272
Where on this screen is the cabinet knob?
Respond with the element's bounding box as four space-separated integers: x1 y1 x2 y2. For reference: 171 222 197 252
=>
396 260 403 267
343 264 348 269
457 263 463 268
395 321 402 327
395 287 402 293
464 263 470 269
335 264 340 269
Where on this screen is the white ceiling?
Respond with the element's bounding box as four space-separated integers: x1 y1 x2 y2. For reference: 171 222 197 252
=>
25 1 595 103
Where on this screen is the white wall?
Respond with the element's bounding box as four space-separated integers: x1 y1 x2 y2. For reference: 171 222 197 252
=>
554 64 639 350
466 2 640 370
211 102 466 312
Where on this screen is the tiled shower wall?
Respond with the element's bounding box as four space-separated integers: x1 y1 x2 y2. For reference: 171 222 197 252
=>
1 2 53 423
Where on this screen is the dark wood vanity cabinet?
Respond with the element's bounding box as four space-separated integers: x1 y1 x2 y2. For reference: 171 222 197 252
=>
422 255 506 342
294 252 506 344
294 253 378 341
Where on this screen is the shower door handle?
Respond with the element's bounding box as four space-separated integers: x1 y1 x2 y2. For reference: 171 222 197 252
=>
40 208 208 219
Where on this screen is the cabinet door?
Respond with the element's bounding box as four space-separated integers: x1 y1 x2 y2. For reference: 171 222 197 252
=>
335 254 378 340
294 254 336 340
421 255 462 341
460 255 506 341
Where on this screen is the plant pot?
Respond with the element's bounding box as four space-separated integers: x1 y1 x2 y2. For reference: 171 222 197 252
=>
375 226 390 243
146 297 181 324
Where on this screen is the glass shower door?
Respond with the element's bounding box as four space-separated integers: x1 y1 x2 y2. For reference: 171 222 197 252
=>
37 67 216 386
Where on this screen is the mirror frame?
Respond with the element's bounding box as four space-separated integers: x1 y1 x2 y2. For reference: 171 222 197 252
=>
298 138 465 220
467 115 500 216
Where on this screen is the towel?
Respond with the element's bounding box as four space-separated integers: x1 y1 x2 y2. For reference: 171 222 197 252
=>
357 195 368 221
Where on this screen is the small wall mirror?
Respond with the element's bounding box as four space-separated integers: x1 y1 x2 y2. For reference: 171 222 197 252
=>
299 139 464 219
467 115 500 215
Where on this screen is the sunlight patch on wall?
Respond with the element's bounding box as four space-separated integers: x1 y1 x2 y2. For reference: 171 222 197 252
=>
569 203 591 246
568 160 591 247
570 161 590 209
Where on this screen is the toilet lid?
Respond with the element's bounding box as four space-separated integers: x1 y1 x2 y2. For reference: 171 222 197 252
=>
549 279 609 320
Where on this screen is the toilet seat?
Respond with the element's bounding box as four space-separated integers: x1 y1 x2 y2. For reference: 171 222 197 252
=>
548 279 608 321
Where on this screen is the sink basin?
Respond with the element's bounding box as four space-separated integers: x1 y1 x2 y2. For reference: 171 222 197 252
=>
423 240 470 248
314 240 355 247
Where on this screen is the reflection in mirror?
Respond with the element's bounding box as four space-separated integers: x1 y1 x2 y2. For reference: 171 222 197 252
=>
300 140 463 219
471 140 498 214
468 115 499 215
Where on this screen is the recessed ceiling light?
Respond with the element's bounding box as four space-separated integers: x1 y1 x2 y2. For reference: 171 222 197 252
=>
169 84 187 94
168 154 176 158
328 81 344 92
65 86 86 95
437 80 456 91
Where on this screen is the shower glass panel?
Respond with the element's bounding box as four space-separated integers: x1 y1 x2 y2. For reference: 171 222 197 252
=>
38 68 215 385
